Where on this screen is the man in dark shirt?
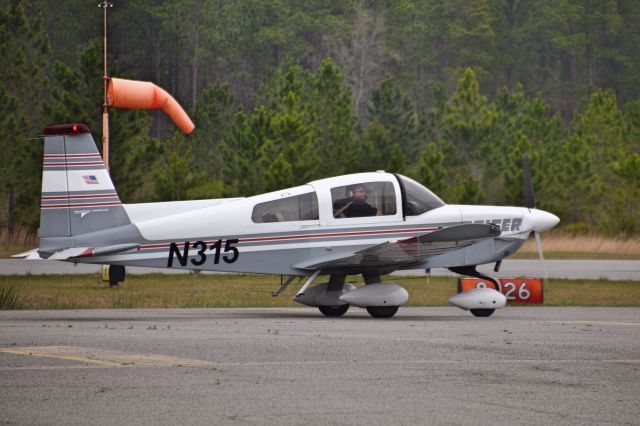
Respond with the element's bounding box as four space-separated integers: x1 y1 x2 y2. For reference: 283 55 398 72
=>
334 184 382 218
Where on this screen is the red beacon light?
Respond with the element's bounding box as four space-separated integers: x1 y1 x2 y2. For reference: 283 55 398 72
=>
43 123 91 136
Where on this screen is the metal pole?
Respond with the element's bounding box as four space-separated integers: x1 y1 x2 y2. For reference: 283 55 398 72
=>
99 1 112 171
294 270 321 298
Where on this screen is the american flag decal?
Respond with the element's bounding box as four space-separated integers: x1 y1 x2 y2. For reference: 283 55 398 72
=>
83 175 99 184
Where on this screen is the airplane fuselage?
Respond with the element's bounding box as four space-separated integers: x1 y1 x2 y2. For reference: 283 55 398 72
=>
67 173 547 277
34 125 560 317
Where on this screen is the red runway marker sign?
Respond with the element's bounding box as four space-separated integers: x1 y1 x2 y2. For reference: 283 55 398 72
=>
458 278 544 304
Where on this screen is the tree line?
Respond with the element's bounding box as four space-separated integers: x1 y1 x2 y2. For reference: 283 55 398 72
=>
1 0 638 239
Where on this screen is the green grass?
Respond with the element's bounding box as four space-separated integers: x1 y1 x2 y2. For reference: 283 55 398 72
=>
0 286 21 309
0 274 638 309
511 251 640 260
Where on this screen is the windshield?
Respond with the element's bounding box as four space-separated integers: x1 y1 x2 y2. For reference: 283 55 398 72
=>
396 175 445 216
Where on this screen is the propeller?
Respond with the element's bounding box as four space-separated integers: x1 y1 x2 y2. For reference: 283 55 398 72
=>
522 155 549 281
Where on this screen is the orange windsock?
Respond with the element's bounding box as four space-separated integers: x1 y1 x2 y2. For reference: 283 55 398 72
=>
107 77 195 134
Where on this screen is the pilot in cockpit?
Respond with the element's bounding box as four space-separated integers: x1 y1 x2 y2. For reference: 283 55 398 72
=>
333 184 383 218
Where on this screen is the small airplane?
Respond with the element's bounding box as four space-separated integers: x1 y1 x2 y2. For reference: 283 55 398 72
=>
24 123 559 318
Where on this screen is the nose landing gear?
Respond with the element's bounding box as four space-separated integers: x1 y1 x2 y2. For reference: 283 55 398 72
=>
449 265 504 317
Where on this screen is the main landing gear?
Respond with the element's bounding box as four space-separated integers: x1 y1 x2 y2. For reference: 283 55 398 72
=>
319 305 350 317
281 272 406 318
102 265 125 287
317 275 351 317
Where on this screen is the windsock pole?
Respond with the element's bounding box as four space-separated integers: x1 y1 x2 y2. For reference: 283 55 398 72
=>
98 1 112 285
99 1 112 171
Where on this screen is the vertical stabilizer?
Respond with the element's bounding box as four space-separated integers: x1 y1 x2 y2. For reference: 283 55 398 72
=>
39 124 130 239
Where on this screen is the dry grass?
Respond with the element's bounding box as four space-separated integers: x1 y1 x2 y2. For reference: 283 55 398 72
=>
541 279 640 306
0 225 37 259
0 225 37 247
516 234 640 259
0 274 638 310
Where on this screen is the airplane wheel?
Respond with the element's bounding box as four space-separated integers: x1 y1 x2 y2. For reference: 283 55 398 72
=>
319 305 350 317
106 265 125 288
366 306 399 318
470 309 495 317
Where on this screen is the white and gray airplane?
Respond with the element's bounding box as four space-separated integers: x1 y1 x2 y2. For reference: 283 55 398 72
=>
26 123 559 318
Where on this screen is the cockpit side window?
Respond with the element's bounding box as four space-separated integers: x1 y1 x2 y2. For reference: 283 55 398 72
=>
331 181 397 218
396 175 445 216
252 192 319 223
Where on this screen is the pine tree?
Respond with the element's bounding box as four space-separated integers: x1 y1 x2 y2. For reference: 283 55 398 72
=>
445 0 496 86
190 80 236 179
152 133 204 201
605 153 640 235
450 171 484 205
222 108 273 196
388 144 406 173
366 77 417 160
263 150 294 192
0 0 50 232
305 59 358 177
554 134 602 225
360 120 390 172
418 143 447 196
484 84 566 208
443 67 490 165
272 90 313 184
572 89 626 168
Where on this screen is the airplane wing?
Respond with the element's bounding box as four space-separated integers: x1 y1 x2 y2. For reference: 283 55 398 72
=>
294 223 500 270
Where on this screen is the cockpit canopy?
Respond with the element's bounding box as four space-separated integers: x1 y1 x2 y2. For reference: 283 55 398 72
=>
248 173 445 224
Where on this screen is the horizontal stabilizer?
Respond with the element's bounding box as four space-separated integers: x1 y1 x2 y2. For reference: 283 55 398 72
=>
48 243 139 260
11 248 42 260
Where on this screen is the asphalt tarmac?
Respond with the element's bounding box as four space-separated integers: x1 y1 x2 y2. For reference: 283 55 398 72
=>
1 307 639 425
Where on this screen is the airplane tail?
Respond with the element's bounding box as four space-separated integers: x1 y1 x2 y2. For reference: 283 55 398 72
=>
39 124 131 240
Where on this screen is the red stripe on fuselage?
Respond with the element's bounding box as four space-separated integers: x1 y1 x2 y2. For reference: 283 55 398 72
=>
137 227 440 250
